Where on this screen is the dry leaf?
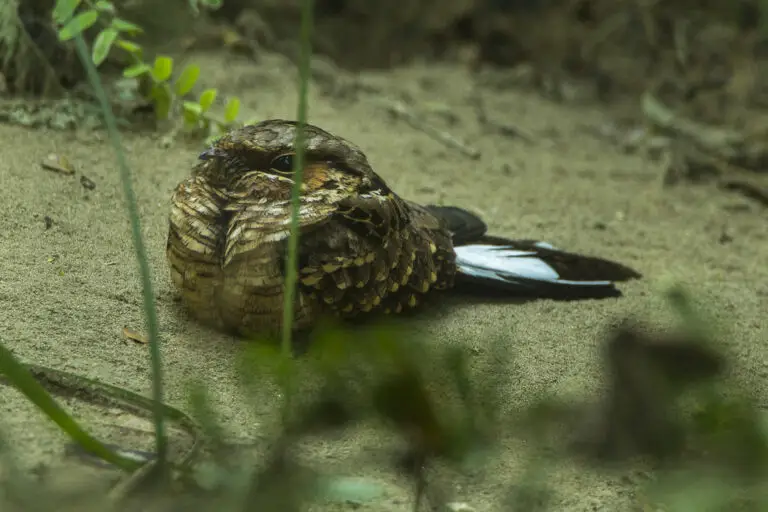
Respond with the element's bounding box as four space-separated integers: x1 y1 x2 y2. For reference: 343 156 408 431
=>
41 153 76 175
122 326 148 345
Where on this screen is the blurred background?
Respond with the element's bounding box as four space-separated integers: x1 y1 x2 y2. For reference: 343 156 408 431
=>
6 0 768 126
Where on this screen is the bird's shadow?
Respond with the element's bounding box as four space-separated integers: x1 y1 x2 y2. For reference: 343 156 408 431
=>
225 280 630 356
327 280 626 329
413 281 623 322
447 278 624 303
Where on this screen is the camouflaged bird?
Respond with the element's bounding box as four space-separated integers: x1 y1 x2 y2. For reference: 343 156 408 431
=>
167 119 641 336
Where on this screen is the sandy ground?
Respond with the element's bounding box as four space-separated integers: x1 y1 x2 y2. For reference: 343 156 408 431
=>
1 49 767 510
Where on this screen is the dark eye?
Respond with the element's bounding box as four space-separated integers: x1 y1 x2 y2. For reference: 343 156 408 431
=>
270 153 295 174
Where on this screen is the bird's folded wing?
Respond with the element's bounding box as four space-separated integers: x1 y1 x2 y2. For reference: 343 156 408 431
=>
421 204 488 244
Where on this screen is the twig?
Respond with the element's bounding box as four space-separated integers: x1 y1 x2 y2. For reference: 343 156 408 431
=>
471 93 543 145
643 90 768 204
411 456 428 512
672 19 690 68
641 91 744 159
384 100 481 160
720 180 768 208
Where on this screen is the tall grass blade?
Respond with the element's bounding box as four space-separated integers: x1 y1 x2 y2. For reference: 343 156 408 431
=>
71 34 167 467
280 0 315 413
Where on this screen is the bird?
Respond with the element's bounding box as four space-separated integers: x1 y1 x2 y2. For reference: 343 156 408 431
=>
166 119 641 337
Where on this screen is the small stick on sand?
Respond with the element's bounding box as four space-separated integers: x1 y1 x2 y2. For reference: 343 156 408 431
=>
383 100 481 160
470 93 540 145
720 179 768 208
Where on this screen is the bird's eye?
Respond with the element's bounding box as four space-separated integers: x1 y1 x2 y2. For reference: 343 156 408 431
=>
270 153 295 174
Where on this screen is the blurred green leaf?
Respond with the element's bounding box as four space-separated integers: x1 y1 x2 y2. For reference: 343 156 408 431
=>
445 345 472 403
0 344 141 471
191 460 251 492
199 88 218 112
152 55 174 83
183 111 200 129
91 27 118 66
57 9 99 41
186 380 226 442
188 0 201 16
175 64 200 96
111 17 143 35
151 83 173 120
199 116 212 132
201 0 223 9
94 0 115 14
115 39 142 56
182 101 203 127
664 284 716 342
123 62 151 78
182 100 203 116
319 476 385 505
236 340 289 390
52 0 82 24
189 0 223 14
224 97 240 123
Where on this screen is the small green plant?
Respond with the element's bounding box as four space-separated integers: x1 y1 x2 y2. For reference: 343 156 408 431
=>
52 0 243 141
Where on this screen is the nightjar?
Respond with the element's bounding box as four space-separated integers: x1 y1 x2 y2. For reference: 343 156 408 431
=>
167 119 641 336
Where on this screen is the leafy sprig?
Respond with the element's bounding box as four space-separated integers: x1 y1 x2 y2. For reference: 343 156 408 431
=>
52 0 242 140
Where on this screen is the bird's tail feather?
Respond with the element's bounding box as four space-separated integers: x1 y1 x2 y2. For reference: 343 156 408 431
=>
453 238 641 299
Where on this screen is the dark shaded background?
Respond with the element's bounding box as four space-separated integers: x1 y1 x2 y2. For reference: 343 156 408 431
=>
202 0 768 126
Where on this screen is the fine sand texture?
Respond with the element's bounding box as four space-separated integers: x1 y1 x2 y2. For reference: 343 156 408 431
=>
1 50 767 510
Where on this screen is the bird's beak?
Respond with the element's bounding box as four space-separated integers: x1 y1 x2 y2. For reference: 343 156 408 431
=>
198 147 228 160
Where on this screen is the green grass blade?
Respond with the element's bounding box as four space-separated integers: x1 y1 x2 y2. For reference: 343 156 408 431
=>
0 344 141 471
70 33 167 467
280 0 314 410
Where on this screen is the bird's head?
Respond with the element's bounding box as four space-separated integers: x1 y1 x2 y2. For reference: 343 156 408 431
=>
194 119 392 202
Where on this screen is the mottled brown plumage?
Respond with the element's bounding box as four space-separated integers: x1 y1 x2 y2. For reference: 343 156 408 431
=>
167 119 641 337
167 120 456 336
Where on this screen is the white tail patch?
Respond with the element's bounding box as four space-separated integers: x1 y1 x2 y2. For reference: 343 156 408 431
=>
454 244 613 288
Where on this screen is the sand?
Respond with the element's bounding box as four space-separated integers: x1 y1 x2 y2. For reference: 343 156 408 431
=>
1 50 767 510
